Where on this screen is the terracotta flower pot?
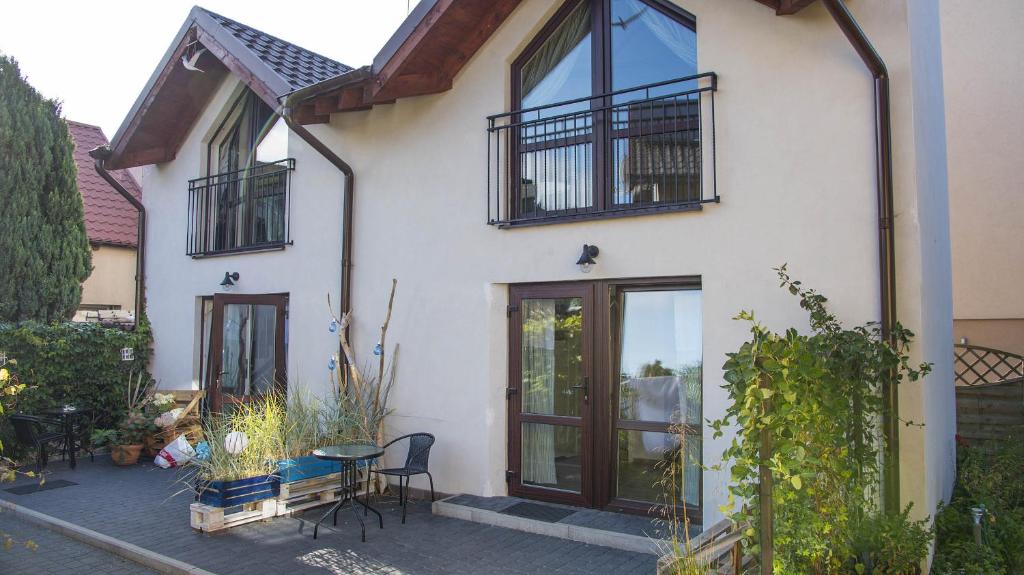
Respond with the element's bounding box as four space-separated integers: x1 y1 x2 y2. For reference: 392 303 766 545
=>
110 444 143 466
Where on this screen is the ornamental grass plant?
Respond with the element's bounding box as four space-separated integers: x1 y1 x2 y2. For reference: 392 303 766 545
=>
190 390 366 483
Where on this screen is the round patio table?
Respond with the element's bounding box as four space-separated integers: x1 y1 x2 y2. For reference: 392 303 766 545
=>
311 444 385 541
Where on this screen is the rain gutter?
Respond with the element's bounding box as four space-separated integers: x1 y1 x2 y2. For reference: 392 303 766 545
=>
820 0 900 512
88 146 147 322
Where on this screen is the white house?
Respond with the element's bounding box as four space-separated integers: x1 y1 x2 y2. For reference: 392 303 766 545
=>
94 0 955 532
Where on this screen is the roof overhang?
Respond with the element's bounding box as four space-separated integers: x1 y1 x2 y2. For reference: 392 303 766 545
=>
290 0 524 123
289 0 817 124
107 8 297 170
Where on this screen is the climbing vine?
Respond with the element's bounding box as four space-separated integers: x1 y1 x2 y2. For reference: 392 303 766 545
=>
711 266 932 573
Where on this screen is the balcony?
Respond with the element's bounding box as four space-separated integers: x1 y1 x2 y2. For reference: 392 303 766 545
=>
487 73 717 227
187 159 294 257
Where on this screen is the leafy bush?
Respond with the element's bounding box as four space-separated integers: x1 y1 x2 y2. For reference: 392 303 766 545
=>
0 320 153 459
711 266 932 573
933 439 1024 574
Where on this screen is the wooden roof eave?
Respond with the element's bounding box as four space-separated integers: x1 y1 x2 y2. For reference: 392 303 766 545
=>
290 0 817 125
106 7 298 170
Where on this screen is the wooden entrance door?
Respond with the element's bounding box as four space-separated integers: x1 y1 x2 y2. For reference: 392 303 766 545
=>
507 284 594 507
208 293 287 413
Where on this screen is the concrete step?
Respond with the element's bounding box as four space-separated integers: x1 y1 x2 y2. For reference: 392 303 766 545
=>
433 494 699 556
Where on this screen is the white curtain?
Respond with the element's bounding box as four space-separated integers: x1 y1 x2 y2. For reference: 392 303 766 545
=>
250 304 278 395
520 1 591 108
626 0 696 69
521 300 557 486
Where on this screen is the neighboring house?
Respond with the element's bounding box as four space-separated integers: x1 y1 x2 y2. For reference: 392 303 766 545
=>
67 121 140 323
95 0 955 532
941 0 1024 357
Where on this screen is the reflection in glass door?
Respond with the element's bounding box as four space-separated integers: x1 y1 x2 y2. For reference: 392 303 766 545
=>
507 280 701 516
208 294 287 413
509 285 592 505
613 288 701 510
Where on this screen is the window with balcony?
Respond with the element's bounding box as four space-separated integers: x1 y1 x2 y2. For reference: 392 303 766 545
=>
488 0 717 226
187 89 293 256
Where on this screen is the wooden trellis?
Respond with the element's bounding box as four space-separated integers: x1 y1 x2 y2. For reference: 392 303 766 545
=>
954 344 1024 443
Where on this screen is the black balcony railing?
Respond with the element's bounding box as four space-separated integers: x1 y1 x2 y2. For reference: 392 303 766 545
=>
487 73 717 227
187 159 294 257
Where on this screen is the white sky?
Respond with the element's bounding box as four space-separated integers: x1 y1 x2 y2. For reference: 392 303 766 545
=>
0 1 420 138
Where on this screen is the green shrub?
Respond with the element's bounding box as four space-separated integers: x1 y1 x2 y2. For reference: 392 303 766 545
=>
711 266 933 573
934 439 1024 574
0 320 153 459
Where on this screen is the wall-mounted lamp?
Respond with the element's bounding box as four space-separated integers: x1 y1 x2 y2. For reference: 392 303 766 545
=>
220 272 240 291
576 244 600 273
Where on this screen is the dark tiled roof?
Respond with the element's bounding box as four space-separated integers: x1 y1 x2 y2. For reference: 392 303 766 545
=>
200 8 352 90
67 121 141 248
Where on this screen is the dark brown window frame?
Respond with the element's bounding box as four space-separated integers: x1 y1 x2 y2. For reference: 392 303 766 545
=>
507 276 702 521
207 292 289 413
508 0 699 224
187 89 294 258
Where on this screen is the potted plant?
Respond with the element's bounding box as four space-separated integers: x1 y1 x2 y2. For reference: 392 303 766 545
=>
190 397 285 507
91 413 150 465
92 371 157 466
143 392 177 457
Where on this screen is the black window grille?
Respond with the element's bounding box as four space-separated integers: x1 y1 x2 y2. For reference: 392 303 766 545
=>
487 73 717 227
186 159 294 256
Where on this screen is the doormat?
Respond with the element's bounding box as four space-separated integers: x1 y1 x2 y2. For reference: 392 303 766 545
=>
5 479 78 495
500 501 576 523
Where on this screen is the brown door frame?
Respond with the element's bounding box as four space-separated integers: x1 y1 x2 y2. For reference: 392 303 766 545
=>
208 293 288 413
507 282 595 507
601 278 702 523
507 277 701 519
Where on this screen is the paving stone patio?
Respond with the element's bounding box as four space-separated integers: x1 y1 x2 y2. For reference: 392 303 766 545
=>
0 512 159 574
0 457 658 574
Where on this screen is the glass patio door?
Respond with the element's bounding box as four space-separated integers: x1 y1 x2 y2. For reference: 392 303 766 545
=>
610 286 702 514
508 279 702 517
208 293 287 413
508 284 594 506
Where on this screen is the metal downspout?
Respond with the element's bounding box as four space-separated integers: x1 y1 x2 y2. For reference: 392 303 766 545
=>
820 0 900 513
88 146 147 322
278 104 354 353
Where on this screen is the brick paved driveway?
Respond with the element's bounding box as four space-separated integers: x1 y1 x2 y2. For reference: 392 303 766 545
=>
0 511 158 574
0 458 656 574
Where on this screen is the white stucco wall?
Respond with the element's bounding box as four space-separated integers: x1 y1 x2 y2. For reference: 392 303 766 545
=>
78 244 137 314
295 0 952 526
941 0 1024 323
137 76 344 398
134 0 954 531
899 0 955 523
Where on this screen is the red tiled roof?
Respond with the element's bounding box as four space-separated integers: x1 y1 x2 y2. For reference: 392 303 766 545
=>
67 120 141 247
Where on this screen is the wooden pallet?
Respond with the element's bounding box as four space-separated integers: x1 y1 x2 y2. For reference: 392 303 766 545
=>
275 471 371 516
191 470 370 533
190 499 276 533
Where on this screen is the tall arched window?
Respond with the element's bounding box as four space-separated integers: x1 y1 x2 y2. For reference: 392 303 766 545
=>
510 0 701 222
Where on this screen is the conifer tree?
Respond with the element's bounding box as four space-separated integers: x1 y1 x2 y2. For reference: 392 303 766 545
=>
0 53 91 321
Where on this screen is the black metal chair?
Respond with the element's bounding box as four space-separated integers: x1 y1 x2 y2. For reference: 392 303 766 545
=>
372 433 436 524
10 414 65 471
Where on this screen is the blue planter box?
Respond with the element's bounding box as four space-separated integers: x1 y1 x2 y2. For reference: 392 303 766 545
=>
277 455 342 483
197 474 280 507
276 455 377 483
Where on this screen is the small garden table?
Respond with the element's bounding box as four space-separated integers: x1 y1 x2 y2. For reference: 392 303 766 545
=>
40 406 93 469
311 444 385 542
